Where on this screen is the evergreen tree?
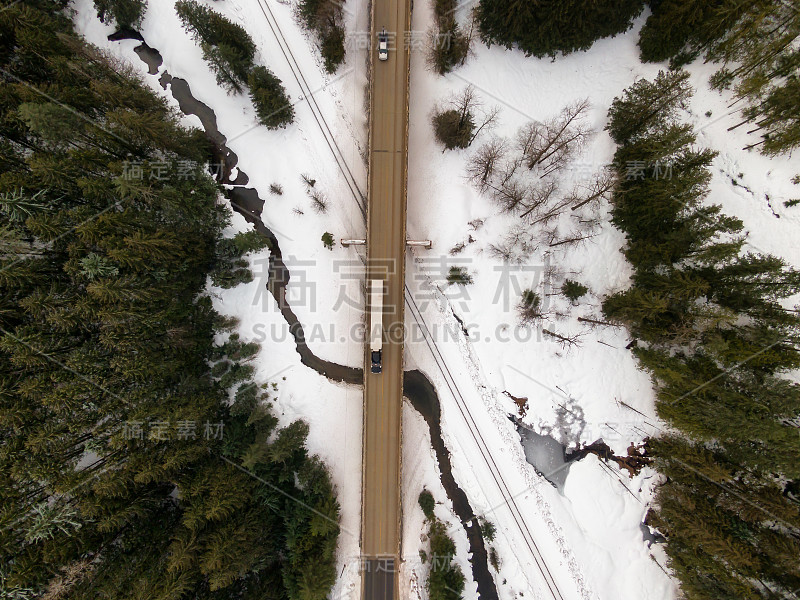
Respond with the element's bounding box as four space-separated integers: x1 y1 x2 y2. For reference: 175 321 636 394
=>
0 5 340 600
604 72 800 600
606 70 692 145
248 66 294 129
433 109 475 150
477 0 645 58
561 279 588 303
637 0 735 64
638 0 800 154
298 0 347 73
175 0 257 94
200 42 252 94
93 0 147 29
418 489 435 520
648 436 800 599
749 75 800 156
427 520 465 600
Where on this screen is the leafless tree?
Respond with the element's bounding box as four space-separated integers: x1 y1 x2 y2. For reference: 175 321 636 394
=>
540 225 561 247
517 99 591 176
450 241 466 255
466 137 508 192
570 168 616 210
301 173 316 187
571 210 604 232
506 224 536 250
470 105 500 145
516 121 546 161
542 327 584 348
309 189 328 213
487 241 516 262
534 196 575 226
491 178 531 213
577 316 618 327
432 85 498 149
496 155 522 188
460 10 479 67
488 241 530 264
518 181 566 224
543 257 560 280
548 228 598 248
488 225 535 263
453 85 477 124
450 86 499 144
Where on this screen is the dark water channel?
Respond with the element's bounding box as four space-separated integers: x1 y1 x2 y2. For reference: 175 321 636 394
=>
405 371 499 600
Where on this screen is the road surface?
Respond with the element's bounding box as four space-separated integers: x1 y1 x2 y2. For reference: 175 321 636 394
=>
361 0 411 595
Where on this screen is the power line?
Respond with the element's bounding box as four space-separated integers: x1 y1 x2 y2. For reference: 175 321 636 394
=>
405 292 566 600
251 3 566 597
254 0 366 217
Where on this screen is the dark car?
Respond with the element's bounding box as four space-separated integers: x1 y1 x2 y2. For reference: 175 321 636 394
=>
371 350 382 374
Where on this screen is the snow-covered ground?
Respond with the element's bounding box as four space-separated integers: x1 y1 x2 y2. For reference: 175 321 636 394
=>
404 3 799 599
208 220 365 599
70 0 800 599
71 0 370 595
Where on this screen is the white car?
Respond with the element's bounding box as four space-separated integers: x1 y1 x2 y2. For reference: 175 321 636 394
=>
378 29 388 61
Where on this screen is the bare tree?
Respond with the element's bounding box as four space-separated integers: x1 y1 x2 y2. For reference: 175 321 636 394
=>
488 241 530 264
487 241 517 262
542 327 584 348
540 225 561 247
466 137 508 192
577 316 618 327
301 173 316 187
432 85 491 150
309 189 328 213
492 177 531 213
448 86 499 146
450 241 466 255
497 155 522 187
532 196 575 226
542 258 563 288
571 210 604 231
488 225 536 263
518 181 564 224
453 85 478 127
570 168 616 210
470 105 500 145
460 10 479 67
517 99 591 176
505 224 536 251
516 121 546 162
548 229 598 248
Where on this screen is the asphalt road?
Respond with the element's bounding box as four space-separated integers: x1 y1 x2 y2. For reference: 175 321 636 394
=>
361 0 411 595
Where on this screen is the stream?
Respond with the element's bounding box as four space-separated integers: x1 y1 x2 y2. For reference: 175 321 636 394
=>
112 30 497 598
405 370 498 600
